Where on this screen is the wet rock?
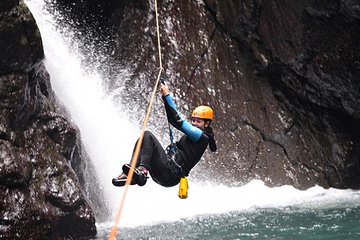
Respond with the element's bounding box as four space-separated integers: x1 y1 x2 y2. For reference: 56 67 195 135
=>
0 140 32 187
0 1 106 239
0 1 43 73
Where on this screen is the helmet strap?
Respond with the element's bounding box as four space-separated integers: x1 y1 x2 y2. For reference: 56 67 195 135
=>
204 120 211 128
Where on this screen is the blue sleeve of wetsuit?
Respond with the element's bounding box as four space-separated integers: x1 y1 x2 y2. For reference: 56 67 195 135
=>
163 94 203 142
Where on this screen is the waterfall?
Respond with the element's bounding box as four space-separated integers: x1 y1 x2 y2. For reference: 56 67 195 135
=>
25 0 139 218
26 0 360 231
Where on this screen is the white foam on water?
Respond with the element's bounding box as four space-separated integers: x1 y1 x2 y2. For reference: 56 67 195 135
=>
106 179 360 227
26 0 360 230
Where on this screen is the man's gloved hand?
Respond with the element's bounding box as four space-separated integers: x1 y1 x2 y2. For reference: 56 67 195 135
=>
160 81 170 96
159 75 170 96
160 75 168 86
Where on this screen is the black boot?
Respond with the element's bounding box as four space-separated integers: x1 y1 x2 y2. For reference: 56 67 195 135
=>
122 164 149 186
112 172 136 187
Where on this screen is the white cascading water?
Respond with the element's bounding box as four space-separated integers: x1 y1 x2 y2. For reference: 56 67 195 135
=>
26 0 360 230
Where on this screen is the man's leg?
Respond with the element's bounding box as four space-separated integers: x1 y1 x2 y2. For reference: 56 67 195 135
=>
113 131 167 187
135 131 168 171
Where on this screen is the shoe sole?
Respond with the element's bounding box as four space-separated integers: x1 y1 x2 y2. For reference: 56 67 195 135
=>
112 166 137 187
112 178 127 187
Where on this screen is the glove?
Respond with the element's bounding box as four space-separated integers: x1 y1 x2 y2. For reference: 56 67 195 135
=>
160 75 168 85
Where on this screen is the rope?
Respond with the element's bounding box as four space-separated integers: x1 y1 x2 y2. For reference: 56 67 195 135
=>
108 0 163 239
155 0 162 69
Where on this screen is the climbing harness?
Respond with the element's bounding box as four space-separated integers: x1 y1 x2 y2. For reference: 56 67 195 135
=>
165 126 188 199
165 122 183 177
165 123 177 156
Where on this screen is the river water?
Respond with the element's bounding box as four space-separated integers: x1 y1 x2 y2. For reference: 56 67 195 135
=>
92 180 360 239
26 0 360 239
96 204 360 239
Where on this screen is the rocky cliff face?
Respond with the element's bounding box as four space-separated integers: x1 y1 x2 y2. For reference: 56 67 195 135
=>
51 0 360 190
0 0 103 239
210 0 360 188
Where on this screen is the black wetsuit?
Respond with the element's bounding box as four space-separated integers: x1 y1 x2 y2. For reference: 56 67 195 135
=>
133 94 217 187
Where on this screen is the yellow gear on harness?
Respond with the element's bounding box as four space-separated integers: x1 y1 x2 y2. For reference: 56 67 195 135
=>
178 177 188 199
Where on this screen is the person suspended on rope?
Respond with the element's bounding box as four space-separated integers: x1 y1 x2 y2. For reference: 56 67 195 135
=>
112 77 217 187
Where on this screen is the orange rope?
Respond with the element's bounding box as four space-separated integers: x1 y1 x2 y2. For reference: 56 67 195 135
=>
108 0 163 238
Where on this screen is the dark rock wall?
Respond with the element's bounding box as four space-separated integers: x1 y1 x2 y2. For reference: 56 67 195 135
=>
0 0 102 238
203 0 360 189
222 0 360 189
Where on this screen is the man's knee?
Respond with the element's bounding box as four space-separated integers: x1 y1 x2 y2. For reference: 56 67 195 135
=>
144 130 155 139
